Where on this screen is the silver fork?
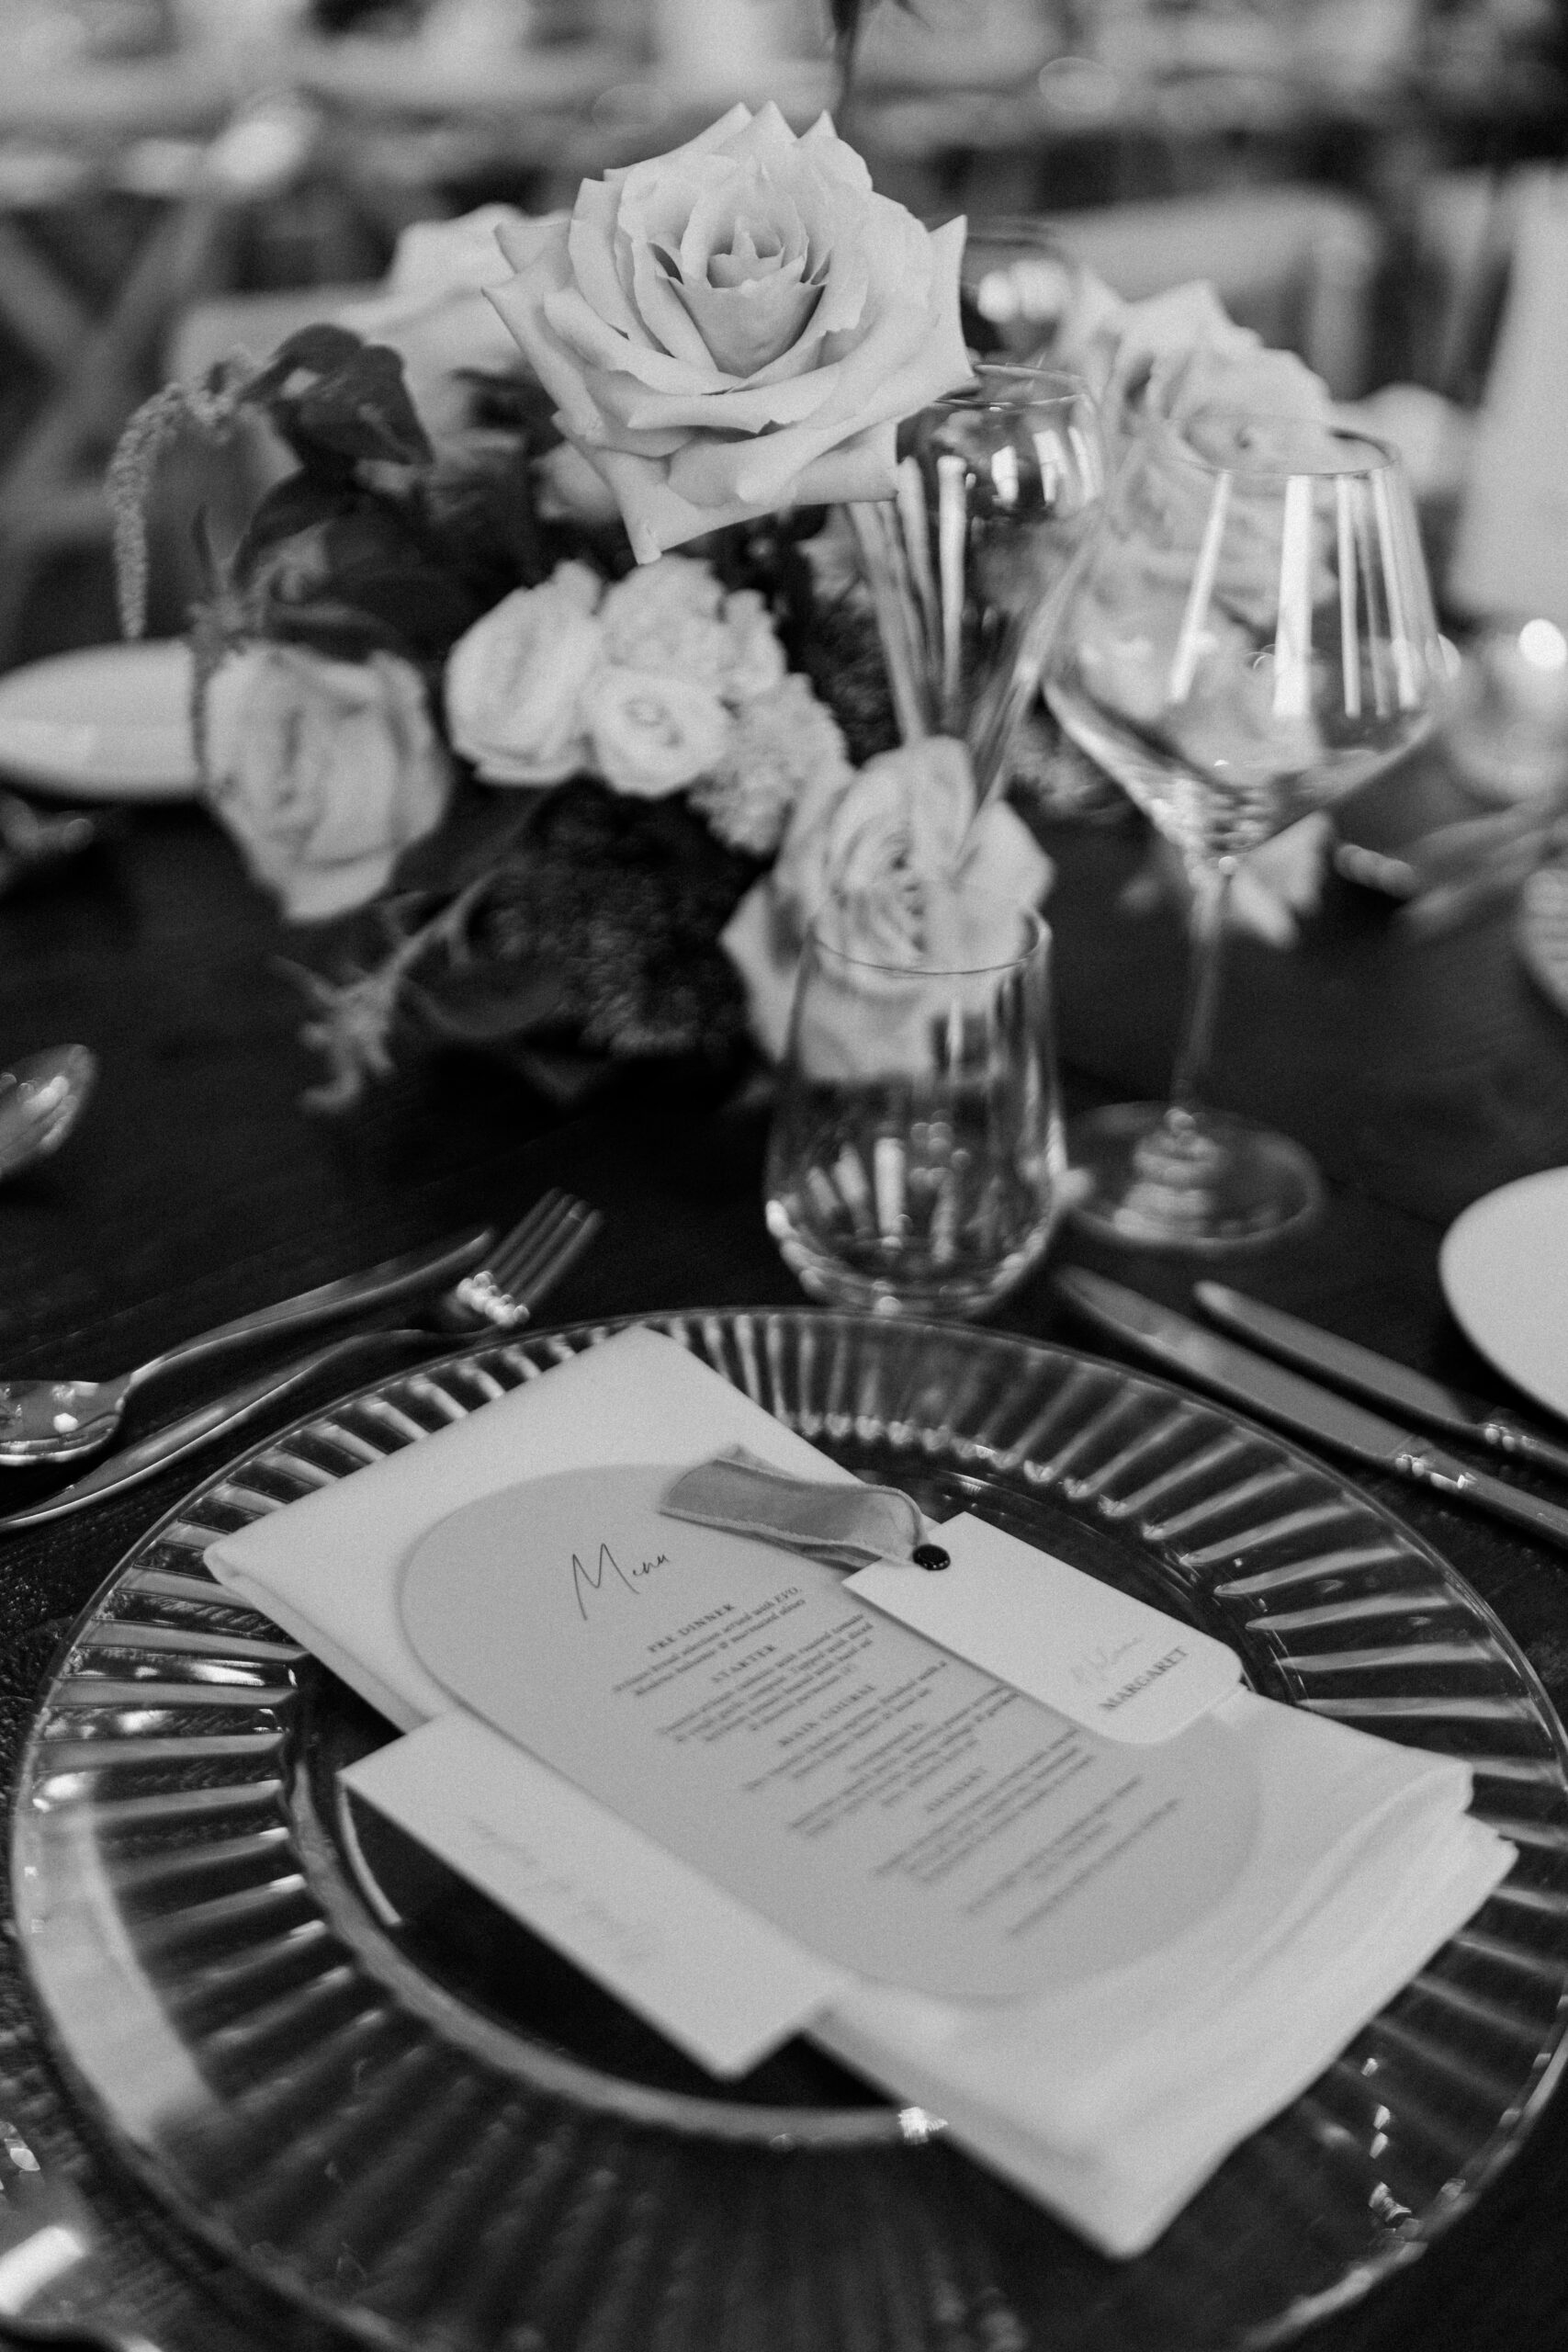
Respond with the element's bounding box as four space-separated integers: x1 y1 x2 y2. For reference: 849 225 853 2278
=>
0 2115 162 2351
432 1189 601 1333
0 1191 603 1534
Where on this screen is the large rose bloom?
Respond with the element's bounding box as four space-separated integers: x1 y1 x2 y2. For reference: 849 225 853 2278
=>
485 103 972 562
205 647 451 922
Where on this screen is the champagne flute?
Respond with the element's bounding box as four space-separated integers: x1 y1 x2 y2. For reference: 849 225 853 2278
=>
1043 413 1447 1250
852 362 1107 814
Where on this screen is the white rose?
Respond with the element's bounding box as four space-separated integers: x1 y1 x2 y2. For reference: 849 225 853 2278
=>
337 204 533 447
723 735 1053 1057
587 668 731 797
596 559 791 702
485 102 972 561
205 646 451 923
599 555 733 684
445 560 604 785
778 737 1048 942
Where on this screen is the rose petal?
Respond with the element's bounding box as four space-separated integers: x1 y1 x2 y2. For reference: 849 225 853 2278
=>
706 222 804 288
492 214 569 274
485 233 610 442
575 368 695 451
584 423 897 562
615 153 740 365
649 286 827 401
567 180 643 344
602 99 755 186
670 272 822 383
619 353 834 435
679 164 808 285
545 282 730 394
796 109 874 193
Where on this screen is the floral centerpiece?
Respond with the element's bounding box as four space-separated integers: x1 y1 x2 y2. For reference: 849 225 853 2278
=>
111 99 1337 1108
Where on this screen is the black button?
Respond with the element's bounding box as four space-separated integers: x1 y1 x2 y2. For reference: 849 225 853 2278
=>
912 1543 950 1572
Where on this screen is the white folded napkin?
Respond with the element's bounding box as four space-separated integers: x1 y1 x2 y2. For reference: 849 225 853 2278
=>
207 1328 1512 2257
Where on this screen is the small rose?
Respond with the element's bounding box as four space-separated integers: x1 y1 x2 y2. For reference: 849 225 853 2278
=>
778 737 1049 943
596 557 789 701
337 204 533 447
485 102 972 562
723 735 1053 1057
599 554 733 684
205 646 451 923
1054 277 1339 633
1052 279 1331 446
445 560 604 785
587 668 731 797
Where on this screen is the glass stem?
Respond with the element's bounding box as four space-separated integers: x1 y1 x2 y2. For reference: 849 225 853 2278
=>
1167 856 1235 1125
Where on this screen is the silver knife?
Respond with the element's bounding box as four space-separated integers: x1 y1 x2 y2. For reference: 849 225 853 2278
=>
0 1328 437 1532
1054 1268 1568 1555
1195 1280 1568 1483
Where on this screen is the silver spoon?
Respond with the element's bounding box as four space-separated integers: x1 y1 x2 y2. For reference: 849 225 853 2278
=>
0 1224 491 1467
0 1043 96 1180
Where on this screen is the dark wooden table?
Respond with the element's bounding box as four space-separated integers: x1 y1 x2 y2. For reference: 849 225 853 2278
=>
1 785 1567 2352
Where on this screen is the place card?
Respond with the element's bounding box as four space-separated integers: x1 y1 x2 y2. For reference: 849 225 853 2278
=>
399 1462 1259 2007
847 1512 1242 1744
343 1711 848 2076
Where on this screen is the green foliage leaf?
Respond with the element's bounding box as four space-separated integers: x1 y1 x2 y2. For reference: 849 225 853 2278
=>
231 472 364 578
246 327 433 472
238 493 489 664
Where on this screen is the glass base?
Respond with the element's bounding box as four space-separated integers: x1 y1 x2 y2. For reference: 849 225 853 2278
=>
1066 1102 1324 1252
765 1198 1052 1319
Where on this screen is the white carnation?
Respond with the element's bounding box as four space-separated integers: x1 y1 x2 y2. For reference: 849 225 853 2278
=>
691 674 851 855
722 588 788 703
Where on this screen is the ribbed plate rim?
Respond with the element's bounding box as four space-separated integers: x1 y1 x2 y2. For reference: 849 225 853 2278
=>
11 1306 1568 2352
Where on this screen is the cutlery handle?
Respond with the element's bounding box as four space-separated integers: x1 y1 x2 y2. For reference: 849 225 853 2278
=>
0 1329 437 1532
1481 1416 1568 1486
1404 1444 1568 1554
126 1227 491 1399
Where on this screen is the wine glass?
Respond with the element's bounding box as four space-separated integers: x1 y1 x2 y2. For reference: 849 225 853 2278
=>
851 362 1107 815
1043 413 1448 1250
956 219 1087 362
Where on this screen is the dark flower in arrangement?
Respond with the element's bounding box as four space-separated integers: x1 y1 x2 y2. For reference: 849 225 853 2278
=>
443 783 760 1070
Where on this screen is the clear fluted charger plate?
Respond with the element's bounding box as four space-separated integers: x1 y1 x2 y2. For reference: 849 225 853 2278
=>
13 1308 1568 2352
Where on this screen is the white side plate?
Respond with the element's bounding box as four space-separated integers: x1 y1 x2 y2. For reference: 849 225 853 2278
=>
0 640 197 800
1440 1166 1568 1421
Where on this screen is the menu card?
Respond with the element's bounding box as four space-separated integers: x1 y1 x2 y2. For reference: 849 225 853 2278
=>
395 1463 1257 2003
207 1329 1513 2256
